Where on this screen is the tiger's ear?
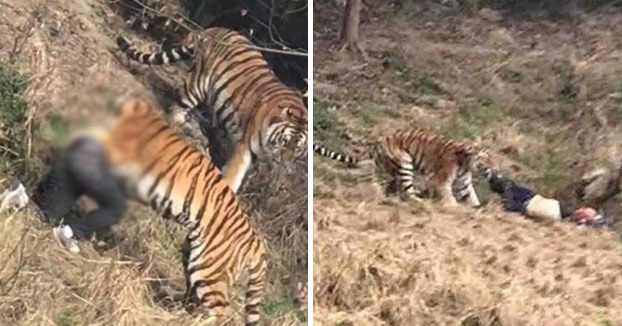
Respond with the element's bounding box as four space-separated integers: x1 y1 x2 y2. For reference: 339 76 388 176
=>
120 99 151 117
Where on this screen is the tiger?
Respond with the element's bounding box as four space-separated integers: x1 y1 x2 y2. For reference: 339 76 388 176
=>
314 128 496 207
116 27 308 193
32 99 266 326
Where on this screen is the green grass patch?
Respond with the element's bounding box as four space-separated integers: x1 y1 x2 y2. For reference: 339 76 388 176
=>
535 149 565 194
606 102 622 126
608 78 622 95
55 309 81 326
447 98 504 140
555 60 579 103
380 53 446 104
352 106 392 127
313 100 350 150
513 147 567 195
38 113 70 146
0 64 30 176
605 83 622 126
262 295 307 323
400 68 446 96
498 67 524 84
380 50 408 72
594 312 613 326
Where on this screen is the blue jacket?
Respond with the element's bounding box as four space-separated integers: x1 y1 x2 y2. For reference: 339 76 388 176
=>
488 173 536 213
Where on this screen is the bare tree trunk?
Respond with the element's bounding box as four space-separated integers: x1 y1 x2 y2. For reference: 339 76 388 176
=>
338 0 365 57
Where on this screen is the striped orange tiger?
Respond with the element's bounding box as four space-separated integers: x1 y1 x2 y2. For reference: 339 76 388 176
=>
116 27 308 192
33 100 266 325
314 128 495 207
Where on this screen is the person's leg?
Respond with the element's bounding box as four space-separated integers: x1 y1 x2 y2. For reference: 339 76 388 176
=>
32 154 81 225
62 138 127 239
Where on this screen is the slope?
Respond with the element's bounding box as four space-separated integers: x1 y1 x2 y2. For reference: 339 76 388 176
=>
313 1 622 325
0 0 306 325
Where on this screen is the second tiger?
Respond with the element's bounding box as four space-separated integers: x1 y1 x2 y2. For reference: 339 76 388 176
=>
117 27 308 192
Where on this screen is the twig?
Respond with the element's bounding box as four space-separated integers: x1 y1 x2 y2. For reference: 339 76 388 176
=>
9 17 35 64
70 292 97 307
117 0 307 57
0 226 29 276
76 257 142 265
284 4 308 15
0 145 20 156
0 226 32 294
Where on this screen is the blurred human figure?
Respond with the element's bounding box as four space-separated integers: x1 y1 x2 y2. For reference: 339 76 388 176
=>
487 171 605 227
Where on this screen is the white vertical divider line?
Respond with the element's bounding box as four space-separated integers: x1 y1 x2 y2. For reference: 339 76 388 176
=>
307 0 314 323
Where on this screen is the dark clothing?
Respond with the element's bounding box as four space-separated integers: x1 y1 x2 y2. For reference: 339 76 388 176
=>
488 173 536 214
32 137 127 239
488 173 573 219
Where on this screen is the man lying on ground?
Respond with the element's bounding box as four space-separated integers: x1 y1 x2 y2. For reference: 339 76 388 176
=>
487 172 606 227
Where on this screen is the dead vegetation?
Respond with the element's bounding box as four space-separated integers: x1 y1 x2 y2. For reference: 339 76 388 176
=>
314 1 622 324
314 187 622 325
0 0 307 325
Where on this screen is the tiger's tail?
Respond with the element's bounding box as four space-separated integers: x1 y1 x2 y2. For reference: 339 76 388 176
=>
116 36 194 65
313 143 358 167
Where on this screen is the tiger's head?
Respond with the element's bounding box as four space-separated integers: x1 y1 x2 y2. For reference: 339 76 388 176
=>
471 148 499 179
267 102 308 164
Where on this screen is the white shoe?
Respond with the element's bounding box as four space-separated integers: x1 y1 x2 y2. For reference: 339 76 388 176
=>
0 180 29 212
53 225 80 253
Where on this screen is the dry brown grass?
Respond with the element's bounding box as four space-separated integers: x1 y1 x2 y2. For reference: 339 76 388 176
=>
0 205 207 326
313 182 622 326
0 201 307 325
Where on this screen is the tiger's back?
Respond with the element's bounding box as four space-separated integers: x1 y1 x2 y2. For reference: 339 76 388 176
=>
193 28 304 132
379 129 478 177
375 129 479 205
315 128 490 206
182 28 307 190
98 100 266 325
118 27 308 192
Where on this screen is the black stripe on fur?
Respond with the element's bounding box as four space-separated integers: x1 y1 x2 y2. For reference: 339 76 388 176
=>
313 143 358 167
116 36 193 65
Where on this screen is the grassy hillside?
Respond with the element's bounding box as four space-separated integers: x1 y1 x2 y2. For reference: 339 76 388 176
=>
0 0 306 325
314 1 622 325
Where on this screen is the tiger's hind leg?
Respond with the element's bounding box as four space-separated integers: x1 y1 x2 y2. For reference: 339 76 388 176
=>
185 240 234 323
187 271 233 324
168 68 210 152
244 242 266 326
157 237 193 305
430 166 458 207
